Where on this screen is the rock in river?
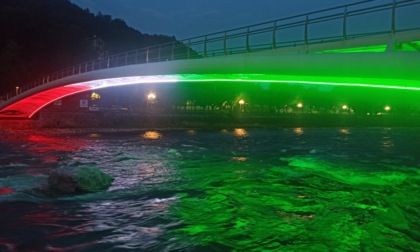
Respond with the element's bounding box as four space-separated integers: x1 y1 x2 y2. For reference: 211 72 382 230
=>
48 165 114 194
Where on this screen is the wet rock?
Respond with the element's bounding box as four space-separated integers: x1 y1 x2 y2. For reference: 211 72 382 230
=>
48 165 114 194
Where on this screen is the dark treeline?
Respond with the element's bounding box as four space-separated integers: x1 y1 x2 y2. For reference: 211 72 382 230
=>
0 0 178 94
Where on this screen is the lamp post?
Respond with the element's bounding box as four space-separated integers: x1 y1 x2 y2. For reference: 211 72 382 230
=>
297 102 303 113
147 92 156 109
238 99 245 112
15 86 19 96
342 105 349 114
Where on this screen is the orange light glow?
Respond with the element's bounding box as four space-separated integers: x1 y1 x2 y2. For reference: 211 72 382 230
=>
234 128 248 137
294 128 304 135
142 131 162 140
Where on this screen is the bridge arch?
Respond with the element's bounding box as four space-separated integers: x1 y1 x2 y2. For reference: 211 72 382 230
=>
1 0 420 118
1 48 419 119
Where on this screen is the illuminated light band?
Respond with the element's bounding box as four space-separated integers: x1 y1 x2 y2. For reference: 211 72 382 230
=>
316 40 420 54
1 73 419 119
316 44 388 54
23 74 420 118
27 85 92 118
72 74 420 91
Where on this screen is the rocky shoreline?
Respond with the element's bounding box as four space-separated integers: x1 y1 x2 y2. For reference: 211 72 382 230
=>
1 111 420 132
30 111 420 128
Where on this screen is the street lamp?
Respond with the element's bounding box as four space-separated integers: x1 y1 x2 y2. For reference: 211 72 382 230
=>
15 86 19 96
148 92 156 101
385 106 391 112
147 92 156 109
297 102 303 113
342 105 350 114
238 99 245 112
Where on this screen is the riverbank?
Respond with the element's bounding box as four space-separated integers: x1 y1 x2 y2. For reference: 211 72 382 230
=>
30 111 420 128
1 111 420 131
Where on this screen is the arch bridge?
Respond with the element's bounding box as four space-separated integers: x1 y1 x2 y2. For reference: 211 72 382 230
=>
1 0 420 119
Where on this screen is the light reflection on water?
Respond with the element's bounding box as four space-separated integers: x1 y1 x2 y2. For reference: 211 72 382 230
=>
340 128 350 135
142 131 162 140
88 133 101 138
0 127 419 251
233 128 248 137
293 127 304 135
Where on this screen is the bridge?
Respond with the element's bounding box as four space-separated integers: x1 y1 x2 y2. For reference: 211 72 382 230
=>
1 0 420 119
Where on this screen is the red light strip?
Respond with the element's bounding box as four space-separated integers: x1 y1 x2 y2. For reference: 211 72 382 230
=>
1 85 92 118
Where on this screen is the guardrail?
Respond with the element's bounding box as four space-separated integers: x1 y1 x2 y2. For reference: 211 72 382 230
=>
1 0 420 102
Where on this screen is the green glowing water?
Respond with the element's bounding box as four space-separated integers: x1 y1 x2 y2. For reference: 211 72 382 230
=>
0 127 419 251
162 130 420 251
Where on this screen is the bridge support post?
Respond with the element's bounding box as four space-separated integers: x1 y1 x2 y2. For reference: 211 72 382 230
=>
246 27 250 53
204 36 208 57
224 32 227 55
187 39 190 59
304 15 309 45
171 42 175 61
272 21 277 50
391 0 396 35
343 7 348 40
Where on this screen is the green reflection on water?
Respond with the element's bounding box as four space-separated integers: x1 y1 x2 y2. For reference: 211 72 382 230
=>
168 156 420 251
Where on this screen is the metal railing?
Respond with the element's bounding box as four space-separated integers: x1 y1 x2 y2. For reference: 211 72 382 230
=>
1 0 420 103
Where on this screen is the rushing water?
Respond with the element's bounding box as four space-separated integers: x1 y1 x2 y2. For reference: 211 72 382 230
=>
0 126 419 251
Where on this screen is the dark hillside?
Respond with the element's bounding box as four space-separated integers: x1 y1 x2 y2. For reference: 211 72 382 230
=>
0 0 177 93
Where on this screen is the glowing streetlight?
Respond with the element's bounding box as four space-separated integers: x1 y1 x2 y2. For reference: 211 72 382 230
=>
238 99 245 112
147 92 156 101
15 86 19 96
90 92 101 100
385 106 391 111
296 103 303 114
342 105 348 110
147 92 156 109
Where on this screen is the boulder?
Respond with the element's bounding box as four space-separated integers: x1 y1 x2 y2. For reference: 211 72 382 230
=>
48 165 114 194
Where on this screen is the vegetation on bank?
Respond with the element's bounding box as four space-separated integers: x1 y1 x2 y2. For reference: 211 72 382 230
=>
0 0 178 94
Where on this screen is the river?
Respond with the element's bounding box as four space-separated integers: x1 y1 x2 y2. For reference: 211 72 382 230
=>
0 126 419 251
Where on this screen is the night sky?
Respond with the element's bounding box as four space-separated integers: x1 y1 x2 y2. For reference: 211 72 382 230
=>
69 0 366 39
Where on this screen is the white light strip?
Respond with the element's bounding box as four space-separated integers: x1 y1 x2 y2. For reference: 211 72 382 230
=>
67 75 420 91
69 75 179 89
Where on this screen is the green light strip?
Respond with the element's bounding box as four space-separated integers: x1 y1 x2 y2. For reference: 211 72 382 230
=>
177 74 420 91
316 44 388 54
315 40 420 53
